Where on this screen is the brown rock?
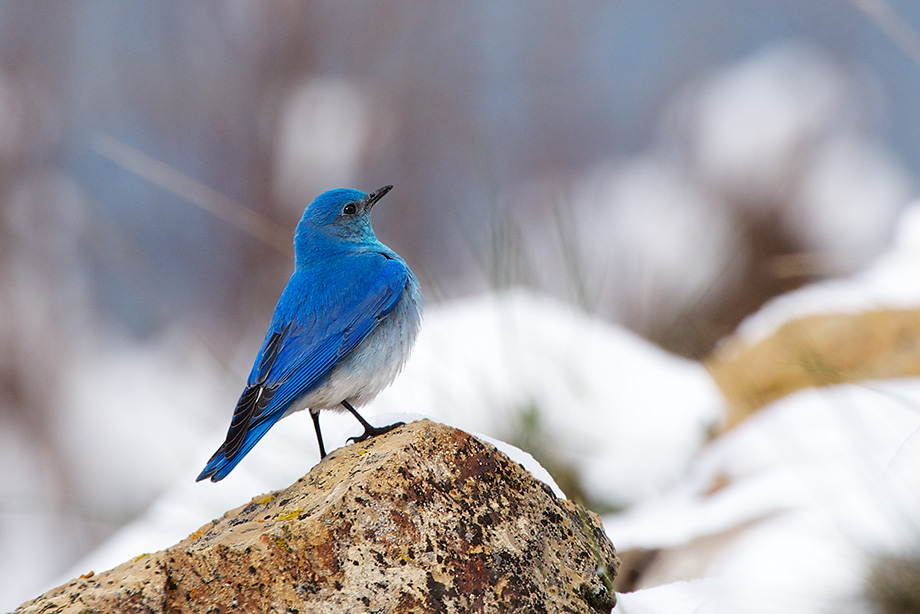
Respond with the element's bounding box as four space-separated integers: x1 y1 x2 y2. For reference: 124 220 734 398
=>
17 419 619 613
707 309 920 428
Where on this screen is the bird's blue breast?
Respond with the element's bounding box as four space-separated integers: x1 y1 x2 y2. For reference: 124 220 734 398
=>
253 250 408 390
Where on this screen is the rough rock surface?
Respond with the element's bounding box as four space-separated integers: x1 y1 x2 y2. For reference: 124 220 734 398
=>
708 308 920 427
17 419 619 613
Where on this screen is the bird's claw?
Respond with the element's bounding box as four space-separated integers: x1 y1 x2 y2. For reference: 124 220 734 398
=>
347 421 406 444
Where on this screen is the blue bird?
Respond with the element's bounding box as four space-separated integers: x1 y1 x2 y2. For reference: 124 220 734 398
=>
197 185 422 482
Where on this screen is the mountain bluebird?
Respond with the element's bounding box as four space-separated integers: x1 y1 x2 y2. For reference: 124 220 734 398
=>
197 185 422 482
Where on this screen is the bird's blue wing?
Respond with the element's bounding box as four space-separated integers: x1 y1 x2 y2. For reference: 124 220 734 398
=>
197 254 408 481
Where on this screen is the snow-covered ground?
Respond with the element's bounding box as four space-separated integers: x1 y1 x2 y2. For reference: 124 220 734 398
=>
605 202 920 613
607 380 920 613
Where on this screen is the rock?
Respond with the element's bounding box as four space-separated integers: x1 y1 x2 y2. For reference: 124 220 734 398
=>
707 309 920 428
16 419 619 613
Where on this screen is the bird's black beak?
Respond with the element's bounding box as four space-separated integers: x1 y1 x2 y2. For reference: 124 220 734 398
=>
367 185 393 209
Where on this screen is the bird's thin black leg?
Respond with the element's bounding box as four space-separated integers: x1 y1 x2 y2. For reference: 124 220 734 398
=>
310 408 327 458
341 400 404 444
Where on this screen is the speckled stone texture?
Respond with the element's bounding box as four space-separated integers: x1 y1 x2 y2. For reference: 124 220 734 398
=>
16 419 619 613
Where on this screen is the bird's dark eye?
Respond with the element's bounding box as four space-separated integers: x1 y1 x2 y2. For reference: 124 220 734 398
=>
342 203 357 215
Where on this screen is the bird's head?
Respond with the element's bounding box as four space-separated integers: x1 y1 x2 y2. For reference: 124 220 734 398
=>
294 185 393 263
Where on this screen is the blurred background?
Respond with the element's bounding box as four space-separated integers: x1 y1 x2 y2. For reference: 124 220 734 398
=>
2 1 920 611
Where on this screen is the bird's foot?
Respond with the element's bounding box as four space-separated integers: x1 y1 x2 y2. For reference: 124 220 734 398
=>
347 421 405 444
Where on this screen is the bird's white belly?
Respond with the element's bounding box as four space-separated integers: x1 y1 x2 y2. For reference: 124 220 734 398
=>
285 277 422 415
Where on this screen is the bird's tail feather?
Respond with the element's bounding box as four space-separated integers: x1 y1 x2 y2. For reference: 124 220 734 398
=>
195 413 285 482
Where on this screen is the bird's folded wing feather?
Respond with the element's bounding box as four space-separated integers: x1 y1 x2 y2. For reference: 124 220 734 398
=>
217 254 408 462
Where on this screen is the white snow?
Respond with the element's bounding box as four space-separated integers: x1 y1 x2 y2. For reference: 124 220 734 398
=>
604 202 920 613
50 330 234 511
615 578 720 614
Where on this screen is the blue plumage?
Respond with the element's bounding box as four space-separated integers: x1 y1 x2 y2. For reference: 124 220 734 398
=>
197 186 422 482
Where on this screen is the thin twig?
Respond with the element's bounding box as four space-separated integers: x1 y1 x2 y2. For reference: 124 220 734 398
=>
92 134 291 255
